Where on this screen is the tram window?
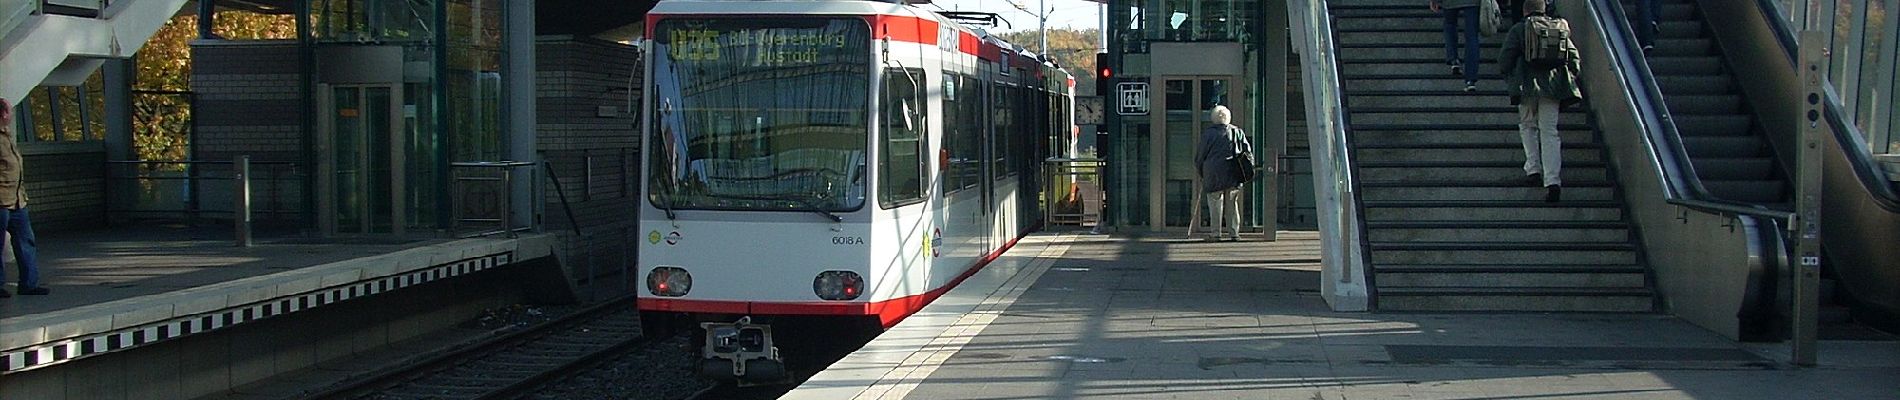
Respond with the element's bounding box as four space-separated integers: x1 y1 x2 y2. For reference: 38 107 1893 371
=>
958 75 982 190
942 73 963 193
880 68 928 208
992 85 1010 180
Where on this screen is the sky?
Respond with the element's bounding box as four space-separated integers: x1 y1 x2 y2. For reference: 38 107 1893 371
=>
920 0 1106 33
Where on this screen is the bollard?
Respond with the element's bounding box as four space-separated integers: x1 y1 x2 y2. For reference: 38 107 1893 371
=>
235 155 252 247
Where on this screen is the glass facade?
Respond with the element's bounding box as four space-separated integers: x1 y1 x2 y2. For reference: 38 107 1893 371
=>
299 0 508 232
1775 0 1900 155
14 70 107 143
1105 0 1271 229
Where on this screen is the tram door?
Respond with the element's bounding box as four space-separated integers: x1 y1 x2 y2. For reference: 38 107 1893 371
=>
319 84 406 235
1150 76 1238 230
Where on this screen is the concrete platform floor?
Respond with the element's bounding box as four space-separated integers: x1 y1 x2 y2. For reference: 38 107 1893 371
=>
0 225 443 318
787 231 1900 400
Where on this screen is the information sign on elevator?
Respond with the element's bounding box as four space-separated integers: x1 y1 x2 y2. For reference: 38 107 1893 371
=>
1117 82 1149 116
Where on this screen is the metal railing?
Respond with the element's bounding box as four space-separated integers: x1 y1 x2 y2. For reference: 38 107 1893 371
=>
1289 0 1373 310
451 161 537 238
104 157 302 246
1042 158 1104 227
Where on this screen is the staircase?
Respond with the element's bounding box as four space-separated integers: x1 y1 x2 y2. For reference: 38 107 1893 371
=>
1330 0 1655 312
1631 0 1793 206
0 0 189 101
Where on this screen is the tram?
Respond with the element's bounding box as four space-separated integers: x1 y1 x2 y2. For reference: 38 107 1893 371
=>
635 0 1077 383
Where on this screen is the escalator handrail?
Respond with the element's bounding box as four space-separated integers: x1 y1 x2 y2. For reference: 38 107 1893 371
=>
1751 0 1900 213
1588 0 1796 222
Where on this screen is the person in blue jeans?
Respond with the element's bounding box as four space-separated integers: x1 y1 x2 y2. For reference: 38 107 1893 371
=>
1433 0 1484 91
0 98 47 298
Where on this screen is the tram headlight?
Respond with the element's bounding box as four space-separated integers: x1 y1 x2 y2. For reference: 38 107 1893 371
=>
647 267 692 297
813 270 864 301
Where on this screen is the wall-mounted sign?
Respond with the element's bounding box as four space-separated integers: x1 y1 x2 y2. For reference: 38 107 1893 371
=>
1117 82 1149 116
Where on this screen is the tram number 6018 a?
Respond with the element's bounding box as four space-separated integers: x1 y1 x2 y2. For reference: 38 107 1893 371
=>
832 236 865 245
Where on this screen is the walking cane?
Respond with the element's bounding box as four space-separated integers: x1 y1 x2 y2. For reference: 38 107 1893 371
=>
1187 176 1202 239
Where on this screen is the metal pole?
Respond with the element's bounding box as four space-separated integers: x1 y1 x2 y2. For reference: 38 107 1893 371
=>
236 155 252 247
1039 0 1048 54
1791 30 1828 367
502 166 516 238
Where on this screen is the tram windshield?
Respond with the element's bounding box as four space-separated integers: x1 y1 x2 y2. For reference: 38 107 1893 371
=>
647 18 872 212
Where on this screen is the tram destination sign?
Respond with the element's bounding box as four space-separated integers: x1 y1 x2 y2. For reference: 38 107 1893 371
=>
658 19 865 68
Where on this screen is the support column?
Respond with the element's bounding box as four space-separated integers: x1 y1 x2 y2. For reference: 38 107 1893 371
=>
504 0 537 232
103 59 133 223
1257 1 1289 239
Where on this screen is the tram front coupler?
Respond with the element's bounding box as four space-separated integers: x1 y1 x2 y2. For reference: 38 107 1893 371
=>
699 316 790 385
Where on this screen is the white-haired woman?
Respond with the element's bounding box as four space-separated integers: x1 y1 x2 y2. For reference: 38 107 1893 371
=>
1195 105 1252 242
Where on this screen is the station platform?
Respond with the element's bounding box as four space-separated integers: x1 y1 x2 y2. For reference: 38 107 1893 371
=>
786 230 1900 399
0 226 552 374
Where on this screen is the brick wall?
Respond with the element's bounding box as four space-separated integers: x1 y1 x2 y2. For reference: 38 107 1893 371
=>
189 41 308 222
535 37 641 276
22 144 106 231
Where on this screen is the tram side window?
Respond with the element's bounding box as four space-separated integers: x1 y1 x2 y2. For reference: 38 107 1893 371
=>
992 85 1010 180
881 68 928 208
942 73 963 193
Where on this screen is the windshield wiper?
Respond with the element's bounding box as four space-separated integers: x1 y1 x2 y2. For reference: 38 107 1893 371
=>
720 194 843 223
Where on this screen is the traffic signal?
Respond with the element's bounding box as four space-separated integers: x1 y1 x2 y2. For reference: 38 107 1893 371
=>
1094 52 1110 96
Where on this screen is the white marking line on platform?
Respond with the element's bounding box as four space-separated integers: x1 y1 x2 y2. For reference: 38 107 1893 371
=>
852 234 1075 400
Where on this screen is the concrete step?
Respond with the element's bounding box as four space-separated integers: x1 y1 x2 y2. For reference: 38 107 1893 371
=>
1339 45 1503 62
1345 77 1507 92
1356 146 1604 163
1351 128 1595 144
1363 200 1626 221
1657 3 1698 20
1349 93 1513 108
1336 17 1452 31
1368 221 1631 243
1369 242 1639 265
1348 109 1590 125
1331 0 1438 6
1344 61 1509 77
1360 162 1609 182
1377 287 1655 312
1339 31 1482 46
1691 158 1778 180
1674 115 1755 136
1376 264 1648 288
1362 184 1616 202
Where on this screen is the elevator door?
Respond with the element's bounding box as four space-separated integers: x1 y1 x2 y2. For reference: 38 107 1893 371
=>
321 84 405 235
1150 76 1237 229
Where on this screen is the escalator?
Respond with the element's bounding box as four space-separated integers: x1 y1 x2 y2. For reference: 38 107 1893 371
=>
1582 0 1900 335
1635 0 1791 207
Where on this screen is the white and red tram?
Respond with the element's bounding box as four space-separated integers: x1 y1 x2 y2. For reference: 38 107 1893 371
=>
635 0 1076 381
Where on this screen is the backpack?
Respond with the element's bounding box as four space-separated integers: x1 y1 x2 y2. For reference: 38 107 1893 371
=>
1479 0 1501 36
1226 127 1257 183
1523 15 1572 69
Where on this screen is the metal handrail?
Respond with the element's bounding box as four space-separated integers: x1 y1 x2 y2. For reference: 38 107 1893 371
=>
1042 158 1104 227
451 161 536 238
1291 0 1373 308
1750 0 1900 213
1589 0 1796 223
104 157 300 246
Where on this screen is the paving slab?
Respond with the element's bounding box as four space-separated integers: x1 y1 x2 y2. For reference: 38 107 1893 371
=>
788 231 1900 400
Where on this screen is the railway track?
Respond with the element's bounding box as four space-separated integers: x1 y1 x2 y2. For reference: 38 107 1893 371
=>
300 296 647 400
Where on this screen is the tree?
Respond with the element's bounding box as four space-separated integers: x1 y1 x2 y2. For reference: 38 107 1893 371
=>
996 28 1101 95
133 11 297 164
